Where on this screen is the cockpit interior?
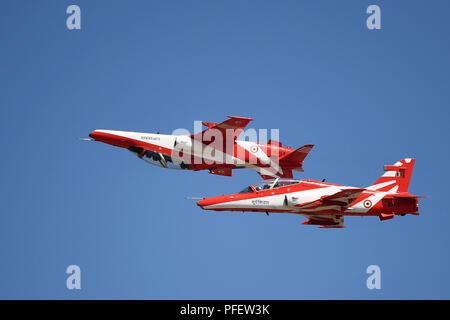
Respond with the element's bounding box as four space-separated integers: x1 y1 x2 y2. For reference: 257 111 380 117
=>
239 178 301 193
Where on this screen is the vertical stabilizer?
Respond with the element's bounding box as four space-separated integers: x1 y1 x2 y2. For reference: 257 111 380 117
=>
368 158 415 193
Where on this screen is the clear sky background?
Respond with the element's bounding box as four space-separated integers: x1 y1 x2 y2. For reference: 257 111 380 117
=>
1 0 449 299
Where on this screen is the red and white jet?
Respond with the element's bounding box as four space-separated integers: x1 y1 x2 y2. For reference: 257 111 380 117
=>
87 116 313 179
197 158 422 228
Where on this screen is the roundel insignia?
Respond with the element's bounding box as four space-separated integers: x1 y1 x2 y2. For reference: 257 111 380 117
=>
363 200 372 208
250 145 258 153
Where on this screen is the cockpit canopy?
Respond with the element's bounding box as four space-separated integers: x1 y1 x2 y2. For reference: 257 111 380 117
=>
238 178 301 193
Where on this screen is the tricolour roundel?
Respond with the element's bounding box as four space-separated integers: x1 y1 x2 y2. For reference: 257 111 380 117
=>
250 145 259 153
363 200 372 208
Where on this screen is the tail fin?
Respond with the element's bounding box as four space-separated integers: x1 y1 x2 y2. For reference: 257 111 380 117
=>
279 144 314 171
368 158 415 193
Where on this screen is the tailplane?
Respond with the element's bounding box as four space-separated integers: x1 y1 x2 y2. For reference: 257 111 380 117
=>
279 144 314 172
368 158 415 193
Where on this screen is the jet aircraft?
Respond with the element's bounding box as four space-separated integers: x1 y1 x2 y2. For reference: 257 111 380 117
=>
197 158 422 228
87 116 313 179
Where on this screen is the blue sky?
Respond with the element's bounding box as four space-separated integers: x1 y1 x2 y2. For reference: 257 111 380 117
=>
1 0 449 299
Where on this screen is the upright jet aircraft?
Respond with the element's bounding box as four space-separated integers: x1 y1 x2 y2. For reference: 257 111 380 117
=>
197 158 422 228
86 116 313 179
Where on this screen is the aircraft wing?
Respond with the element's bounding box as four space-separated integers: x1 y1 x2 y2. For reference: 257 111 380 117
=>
301 214 345 228
295 188 365 209
319 188 365 206
191 116 254 146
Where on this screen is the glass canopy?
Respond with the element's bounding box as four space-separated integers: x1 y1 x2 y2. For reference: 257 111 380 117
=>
238 178 301 193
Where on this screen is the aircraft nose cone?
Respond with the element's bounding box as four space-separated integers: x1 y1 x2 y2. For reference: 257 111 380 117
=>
197 197 225 210
197 198 217 209
197 199 207 209
88 130 132 148
89 130 101 140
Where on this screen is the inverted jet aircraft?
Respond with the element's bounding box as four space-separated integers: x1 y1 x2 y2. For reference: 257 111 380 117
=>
87 116 313 179
197 158 422 228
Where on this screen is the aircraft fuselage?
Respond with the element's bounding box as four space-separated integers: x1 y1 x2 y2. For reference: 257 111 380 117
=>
197 179 418 217
89 129 311 178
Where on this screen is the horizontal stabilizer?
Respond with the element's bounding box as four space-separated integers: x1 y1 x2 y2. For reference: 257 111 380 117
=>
383 192 427 199
280 144 314 165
